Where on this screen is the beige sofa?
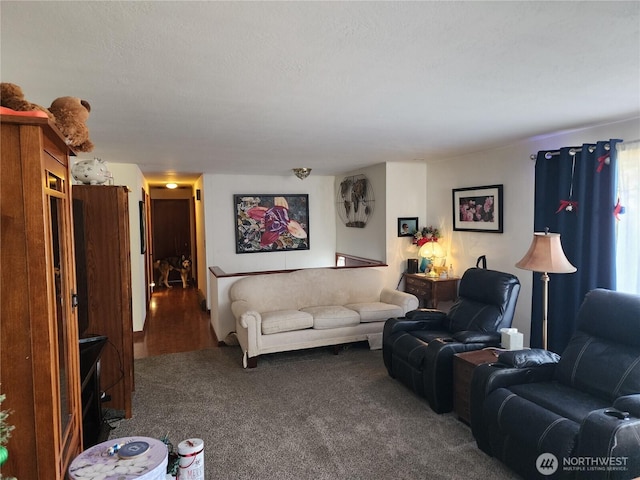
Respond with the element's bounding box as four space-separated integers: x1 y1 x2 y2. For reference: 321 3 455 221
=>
230 268 419 367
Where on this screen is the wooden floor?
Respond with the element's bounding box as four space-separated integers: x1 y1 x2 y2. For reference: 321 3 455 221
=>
133 286 218 359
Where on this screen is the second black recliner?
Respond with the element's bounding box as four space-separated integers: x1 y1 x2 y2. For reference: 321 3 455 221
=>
382 267 520 413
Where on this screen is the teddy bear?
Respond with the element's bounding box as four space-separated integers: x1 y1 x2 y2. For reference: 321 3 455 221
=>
49 96 94 152
0 82 54 119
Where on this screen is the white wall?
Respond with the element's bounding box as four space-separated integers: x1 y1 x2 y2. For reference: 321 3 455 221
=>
335 163 387 262
202 173 337 309
426 116 640 346
194 176 207 300
385 162 428 288
102 162 148 332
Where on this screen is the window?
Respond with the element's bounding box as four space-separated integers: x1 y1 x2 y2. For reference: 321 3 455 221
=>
615 141 640 294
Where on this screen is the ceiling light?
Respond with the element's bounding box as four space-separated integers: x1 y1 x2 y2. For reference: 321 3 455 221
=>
292 168 311 180
166 183 178 189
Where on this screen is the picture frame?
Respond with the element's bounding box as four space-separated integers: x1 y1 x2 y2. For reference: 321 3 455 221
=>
452 184 503 233
398 217 418 237
234 194 310 254
139 200 146 254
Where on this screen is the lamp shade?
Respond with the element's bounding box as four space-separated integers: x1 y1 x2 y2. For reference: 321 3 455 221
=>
419 241 444 259
515 231 576 273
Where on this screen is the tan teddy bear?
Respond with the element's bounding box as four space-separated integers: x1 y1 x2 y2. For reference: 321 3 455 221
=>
0 82 54 119
49 96 94 152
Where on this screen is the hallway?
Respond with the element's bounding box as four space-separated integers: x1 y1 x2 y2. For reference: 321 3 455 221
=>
133 287 217 359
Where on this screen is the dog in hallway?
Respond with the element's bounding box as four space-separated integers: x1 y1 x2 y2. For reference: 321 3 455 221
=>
154 255 192 288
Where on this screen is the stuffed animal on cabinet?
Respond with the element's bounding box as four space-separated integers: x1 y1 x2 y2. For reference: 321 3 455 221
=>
0 82 54 119
49 96 94 152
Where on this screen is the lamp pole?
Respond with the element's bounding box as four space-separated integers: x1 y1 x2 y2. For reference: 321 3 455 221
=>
540 271 549 350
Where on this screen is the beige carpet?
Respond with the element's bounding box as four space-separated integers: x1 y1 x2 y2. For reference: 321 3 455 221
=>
107 343 520 479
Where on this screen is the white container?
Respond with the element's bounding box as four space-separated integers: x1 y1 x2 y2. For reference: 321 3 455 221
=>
68 436 167 480
72 158 112 185
177 438 204 480
500 328 524 350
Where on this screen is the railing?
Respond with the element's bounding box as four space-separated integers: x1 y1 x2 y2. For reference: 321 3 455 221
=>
209 253 385 278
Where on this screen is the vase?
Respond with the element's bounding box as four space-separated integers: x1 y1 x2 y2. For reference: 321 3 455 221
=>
419 257 431 273
0 445 8 466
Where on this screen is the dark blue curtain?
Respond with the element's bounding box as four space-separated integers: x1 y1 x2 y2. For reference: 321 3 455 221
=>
531 139 620 352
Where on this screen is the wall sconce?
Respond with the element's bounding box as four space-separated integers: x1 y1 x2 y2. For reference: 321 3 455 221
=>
292 168 312 180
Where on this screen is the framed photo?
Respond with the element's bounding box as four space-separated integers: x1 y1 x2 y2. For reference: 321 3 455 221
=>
398 217 418 237
139 200 146 254
452 184 503 233
234 194 310 253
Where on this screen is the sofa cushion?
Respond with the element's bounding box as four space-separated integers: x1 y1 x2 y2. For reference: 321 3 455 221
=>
262 310 313 335
345 302 403 322
302 306 360 330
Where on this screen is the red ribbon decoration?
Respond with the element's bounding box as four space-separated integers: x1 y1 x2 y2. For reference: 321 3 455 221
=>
614 198 624 220
556 200 578 213
596 153 610 173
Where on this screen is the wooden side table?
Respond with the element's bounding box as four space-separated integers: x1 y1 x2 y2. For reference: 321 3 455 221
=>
453 349 499 424
403 273 459 309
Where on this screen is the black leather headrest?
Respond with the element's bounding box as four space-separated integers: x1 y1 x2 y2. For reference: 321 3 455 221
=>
576 288 640 348
458 268 520 307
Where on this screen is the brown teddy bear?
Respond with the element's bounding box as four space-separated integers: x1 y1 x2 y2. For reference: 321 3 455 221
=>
49 96 94 152
0 82 54 119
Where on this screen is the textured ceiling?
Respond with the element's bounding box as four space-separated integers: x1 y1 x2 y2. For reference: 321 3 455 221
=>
1 1 639 185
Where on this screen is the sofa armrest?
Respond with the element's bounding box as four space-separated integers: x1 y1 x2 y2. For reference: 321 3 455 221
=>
231 300 263 362
614 394 640 418
231 300 263 328
496 348 560 368
452 331 501 345
380 288 419 313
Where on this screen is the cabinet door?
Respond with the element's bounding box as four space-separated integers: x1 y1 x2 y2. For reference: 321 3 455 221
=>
44 156 82 475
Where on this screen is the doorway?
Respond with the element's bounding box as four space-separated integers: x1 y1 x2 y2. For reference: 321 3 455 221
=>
151 198 195 286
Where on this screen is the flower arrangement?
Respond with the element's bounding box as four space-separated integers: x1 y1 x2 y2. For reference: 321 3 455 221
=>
1 392 15 479
413 225 441 247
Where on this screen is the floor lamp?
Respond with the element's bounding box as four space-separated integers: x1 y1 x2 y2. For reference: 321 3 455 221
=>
515 229 576 350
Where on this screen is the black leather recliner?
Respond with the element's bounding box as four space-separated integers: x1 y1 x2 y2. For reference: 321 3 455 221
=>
382 268 521 413
470 288 640 480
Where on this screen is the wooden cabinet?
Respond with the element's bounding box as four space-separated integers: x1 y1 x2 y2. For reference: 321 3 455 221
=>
453 349 498 423
73 185 134 419
1 114 83 479
404 274 459 309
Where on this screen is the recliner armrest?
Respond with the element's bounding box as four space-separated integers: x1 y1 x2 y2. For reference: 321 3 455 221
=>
384 318 444 335
496 348 560 368
452 331 501 345
614 394 640 418
406 308 446 320
385 309 446 331
575 407 640 476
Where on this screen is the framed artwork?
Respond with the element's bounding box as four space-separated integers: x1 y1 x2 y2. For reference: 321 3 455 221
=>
398 217 418 237
139 200 146 254
452 184 503 233
234 194 310 253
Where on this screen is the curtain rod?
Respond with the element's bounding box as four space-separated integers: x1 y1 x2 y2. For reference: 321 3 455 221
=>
529 143 610 161
616 138 640 149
